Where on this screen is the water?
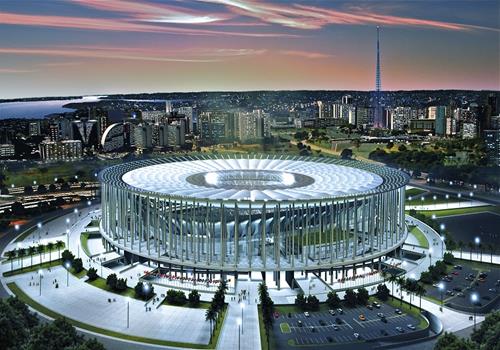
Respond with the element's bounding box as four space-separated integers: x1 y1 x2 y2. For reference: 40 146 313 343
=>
0 96 103 119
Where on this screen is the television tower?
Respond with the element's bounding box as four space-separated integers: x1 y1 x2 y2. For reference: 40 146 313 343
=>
374 26 383 128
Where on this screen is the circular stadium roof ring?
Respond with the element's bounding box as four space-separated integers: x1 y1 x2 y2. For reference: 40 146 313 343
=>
99 154 409 272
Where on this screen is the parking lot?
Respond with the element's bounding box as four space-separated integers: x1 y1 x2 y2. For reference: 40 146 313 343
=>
272 301 426 349
428 261 500 313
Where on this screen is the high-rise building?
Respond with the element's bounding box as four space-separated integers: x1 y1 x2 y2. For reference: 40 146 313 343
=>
178 106 196 133
373 26 384 128
461 122 476 139
133 124 153 150
39 140 82 161
484 130 500 166
101 123 126 152
72 119 98 147
0 144 15 158
199 112 236 145
390 107 413 131
49 124 59 141
28 121 41 136
238 110 270 142
342 95 353 105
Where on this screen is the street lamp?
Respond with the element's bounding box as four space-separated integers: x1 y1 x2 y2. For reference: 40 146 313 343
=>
429 247 433 268
38 269 43 296
469 192 474 207
445 194 449 208
440 231 445 257
65 261 71 287
126 297 130 328
438 282 444 311
240 302 245 335
475 237 481 261
237 317 242 350
457 193 462 208
471 293 478 330
37 222 42 241
14 224 20 231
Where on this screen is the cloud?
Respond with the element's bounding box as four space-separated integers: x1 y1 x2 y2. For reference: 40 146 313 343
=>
203 0 499 32
0 68 37 74
0 46 267 63
279 50 332 59
74 0 231 24
0 11 297 37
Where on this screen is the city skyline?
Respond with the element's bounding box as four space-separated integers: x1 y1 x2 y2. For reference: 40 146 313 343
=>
0 0 499 99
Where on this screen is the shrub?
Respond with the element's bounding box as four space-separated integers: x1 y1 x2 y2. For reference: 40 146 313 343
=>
87 267 98 281
166 289 187 305
106 274 117 290
326 291 341 308
134 281 154 300
72 258 83 273
61 250 75 264
356 288 369 305
376 284 390 301
295 292 306 309
344 289 357 307
188 290 201 307
306 295 319 311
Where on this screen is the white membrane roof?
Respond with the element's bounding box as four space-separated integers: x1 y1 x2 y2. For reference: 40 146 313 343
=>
121 158 384 201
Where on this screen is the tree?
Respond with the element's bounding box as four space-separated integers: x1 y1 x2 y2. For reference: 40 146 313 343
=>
61 249 75 264
23 186 33 195
376 284 390 301
28 246 36 268
205 306 216 342
468 242 474 260
258 283 274 350
443 252 454 265
434 332 474 350
396 277 406 306
6 250 16 271
487 243 495 264
106 273 117 290
295 292 306 309
356 287 369 305
46 242 54 262
72 258 83 273
188 290 201 307
388 273 397 299
36 184 47 194
471 311 500 345
416 284 426 311
306 294 319 311
25 318 81 350
326 291 341 308
87 267 98 282
344 289 357 307
48 184 57 192
17 248 26 269
458 241 464 259
56 241 64 259
11 201 25 216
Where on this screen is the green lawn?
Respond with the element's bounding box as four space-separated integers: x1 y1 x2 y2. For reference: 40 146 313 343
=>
7 282 220 349
409 225 429 248
87 276 137 299
3 259 63 277
279 322 291 333
80 233 91 257
405 188 427 198
416 205 499 218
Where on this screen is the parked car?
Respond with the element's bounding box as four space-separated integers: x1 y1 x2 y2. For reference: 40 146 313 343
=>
395 309 403 315
354 333 360 339
297 320 303 327
396 326 405 333
359 314 366 321
335 317 343 324
304 312 310 317
373 302 381 308
488 288 497 293
319 319 326 326
333 325 339 331
366 304 373 310
329 309 336 316
381 317 388 323
454 265 463 270
377 312 385 318
407 324 416 330
337 308 344 314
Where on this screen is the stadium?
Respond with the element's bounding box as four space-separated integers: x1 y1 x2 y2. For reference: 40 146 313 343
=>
99 155 409 288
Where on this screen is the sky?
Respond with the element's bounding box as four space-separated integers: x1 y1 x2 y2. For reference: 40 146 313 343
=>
0 0 499 99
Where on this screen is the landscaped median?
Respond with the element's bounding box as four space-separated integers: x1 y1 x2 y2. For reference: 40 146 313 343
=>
7 281 226 349
3 259 63 277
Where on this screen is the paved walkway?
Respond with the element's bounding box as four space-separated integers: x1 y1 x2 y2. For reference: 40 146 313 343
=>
450 250 500 265
406 200 489 211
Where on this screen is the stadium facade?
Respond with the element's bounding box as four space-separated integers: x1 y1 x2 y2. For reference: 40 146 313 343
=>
99 155 409 288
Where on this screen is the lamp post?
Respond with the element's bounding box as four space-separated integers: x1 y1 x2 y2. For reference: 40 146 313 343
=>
429 247 433 268
438 282 444 312
126 297 130 328
469 192 474 207
440 224 446 257
38 270 43 296
65 261 71 287
445 194 449 208
471 293 478 330
475 237 480 261
237 317 242 350
37 222 42 241
240 302 245 334
457 193 461 208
